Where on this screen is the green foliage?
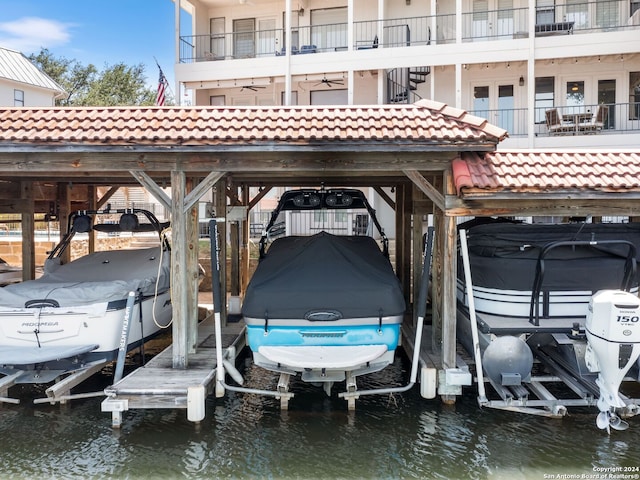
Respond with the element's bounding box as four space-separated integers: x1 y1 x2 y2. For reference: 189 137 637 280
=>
28 48 166 106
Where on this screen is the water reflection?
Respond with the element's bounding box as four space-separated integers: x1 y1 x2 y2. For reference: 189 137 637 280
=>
0 356 639 479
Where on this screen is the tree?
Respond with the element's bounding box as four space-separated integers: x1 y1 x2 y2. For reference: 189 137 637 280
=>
28 48 163 106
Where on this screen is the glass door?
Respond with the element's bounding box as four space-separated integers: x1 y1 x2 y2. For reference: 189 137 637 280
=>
598 79 615 129
233 18 255 59
257 18 276 56
473 83 515 133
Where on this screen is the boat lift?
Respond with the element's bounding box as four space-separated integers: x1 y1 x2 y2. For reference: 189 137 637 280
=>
211 220 435 410
0 292 139 406
459 229 640 426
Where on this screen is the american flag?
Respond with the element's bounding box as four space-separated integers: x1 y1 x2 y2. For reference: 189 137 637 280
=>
156 66 168 106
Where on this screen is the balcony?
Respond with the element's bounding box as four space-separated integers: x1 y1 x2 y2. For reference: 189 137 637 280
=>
179 0 638 63
469 103 640 138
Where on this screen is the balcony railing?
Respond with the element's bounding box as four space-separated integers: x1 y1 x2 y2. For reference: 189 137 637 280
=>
179 0 637 63
469 103 640 138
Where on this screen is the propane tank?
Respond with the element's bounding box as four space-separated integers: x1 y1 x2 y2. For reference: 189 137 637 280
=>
585 290 640 432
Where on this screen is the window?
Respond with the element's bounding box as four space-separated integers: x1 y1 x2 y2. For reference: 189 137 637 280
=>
334 211 347 223
310 7 347 51
535 77 554 123
14 89 24 106
566 80 585 113
630 72 640 120
536 0 555 25
566 0 588 29
210 95 225 106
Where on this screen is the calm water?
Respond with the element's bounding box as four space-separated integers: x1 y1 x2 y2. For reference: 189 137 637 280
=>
1 354 640 480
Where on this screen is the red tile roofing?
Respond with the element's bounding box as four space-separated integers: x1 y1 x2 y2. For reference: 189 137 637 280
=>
0 100 507 148
454 151 640 195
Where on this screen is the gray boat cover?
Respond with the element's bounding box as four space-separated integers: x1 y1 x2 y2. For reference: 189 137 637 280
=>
460 220 640 291
242 232 405 320
0 247 170 308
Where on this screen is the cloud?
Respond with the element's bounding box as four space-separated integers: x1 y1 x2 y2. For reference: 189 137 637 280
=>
0 17 73 54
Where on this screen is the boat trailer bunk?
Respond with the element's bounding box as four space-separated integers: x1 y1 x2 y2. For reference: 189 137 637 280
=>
458 227 640 432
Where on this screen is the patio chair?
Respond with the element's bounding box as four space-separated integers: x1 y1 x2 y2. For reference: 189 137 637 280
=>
545 108 575 135
577 105 608 134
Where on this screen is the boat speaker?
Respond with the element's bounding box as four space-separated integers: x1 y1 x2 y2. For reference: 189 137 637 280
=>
72 214 92 233
119 213 139 231
482 335 533 386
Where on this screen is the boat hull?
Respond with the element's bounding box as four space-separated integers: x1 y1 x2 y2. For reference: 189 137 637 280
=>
0 291 171 383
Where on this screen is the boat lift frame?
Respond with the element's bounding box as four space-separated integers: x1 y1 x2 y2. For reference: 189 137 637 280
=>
459 229 640 418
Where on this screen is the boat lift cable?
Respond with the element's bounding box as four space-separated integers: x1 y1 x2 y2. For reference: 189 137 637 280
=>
152 226 172 329
459 229 488 405
338 226 434 401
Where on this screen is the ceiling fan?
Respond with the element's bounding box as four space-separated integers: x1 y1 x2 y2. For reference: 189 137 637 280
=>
314 77 344 88
240 85 266 92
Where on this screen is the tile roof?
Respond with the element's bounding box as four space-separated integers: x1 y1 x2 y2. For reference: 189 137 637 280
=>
0 99 507 149
453 151 640 195
0 47 66 96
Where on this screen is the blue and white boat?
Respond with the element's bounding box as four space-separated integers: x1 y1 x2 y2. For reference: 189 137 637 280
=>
242 188 406 400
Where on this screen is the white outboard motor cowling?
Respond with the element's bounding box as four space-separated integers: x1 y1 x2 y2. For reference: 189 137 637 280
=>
585 290 640 433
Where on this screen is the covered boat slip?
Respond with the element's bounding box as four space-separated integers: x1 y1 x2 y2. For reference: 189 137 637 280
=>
0 104 639 425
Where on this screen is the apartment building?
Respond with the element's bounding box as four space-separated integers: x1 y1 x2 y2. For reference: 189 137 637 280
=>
172 0 640 150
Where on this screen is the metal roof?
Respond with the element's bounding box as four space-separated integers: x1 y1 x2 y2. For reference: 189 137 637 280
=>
0 47 66 97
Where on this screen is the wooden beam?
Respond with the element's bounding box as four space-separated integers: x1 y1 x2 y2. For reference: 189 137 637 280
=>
171 170 189 369
403 169 445 212
20 182 35 281
374 186 395 210
183 171 225 214
97 186 119 209
57 183 71 264
130 171 171 210
248 186 272 210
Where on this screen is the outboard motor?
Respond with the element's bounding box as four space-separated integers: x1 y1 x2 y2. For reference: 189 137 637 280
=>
585 290 640 433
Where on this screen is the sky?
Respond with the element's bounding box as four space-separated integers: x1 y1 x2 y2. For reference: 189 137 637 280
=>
0 0 188 99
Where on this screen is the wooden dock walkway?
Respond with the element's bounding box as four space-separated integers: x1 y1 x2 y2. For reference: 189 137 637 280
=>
101 315 246 428
401 321 473 401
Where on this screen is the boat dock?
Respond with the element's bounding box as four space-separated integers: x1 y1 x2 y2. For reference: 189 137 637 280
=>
101 314 246 428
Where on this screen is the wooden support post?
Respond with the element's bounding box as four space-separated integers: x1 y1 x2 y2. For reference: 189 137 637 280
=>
214 179 227 325
431 208 443 354
411 184 425 326
241 185 250 296
230 222 240 296
186 177 199 353
57 183 71 264
440 170 458 404
20 182 35 281
401 184 412 309
171 170 189 368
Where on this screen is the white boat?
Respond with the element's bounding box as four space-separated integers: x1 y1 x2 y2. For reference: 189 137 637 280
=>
456 218 640 431
241 188 406 404
0 208 172 386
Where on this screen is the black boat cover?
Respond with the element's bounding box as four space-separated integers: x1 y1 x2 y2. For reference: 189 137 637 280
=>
459 220 640 291
242 232 406 320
